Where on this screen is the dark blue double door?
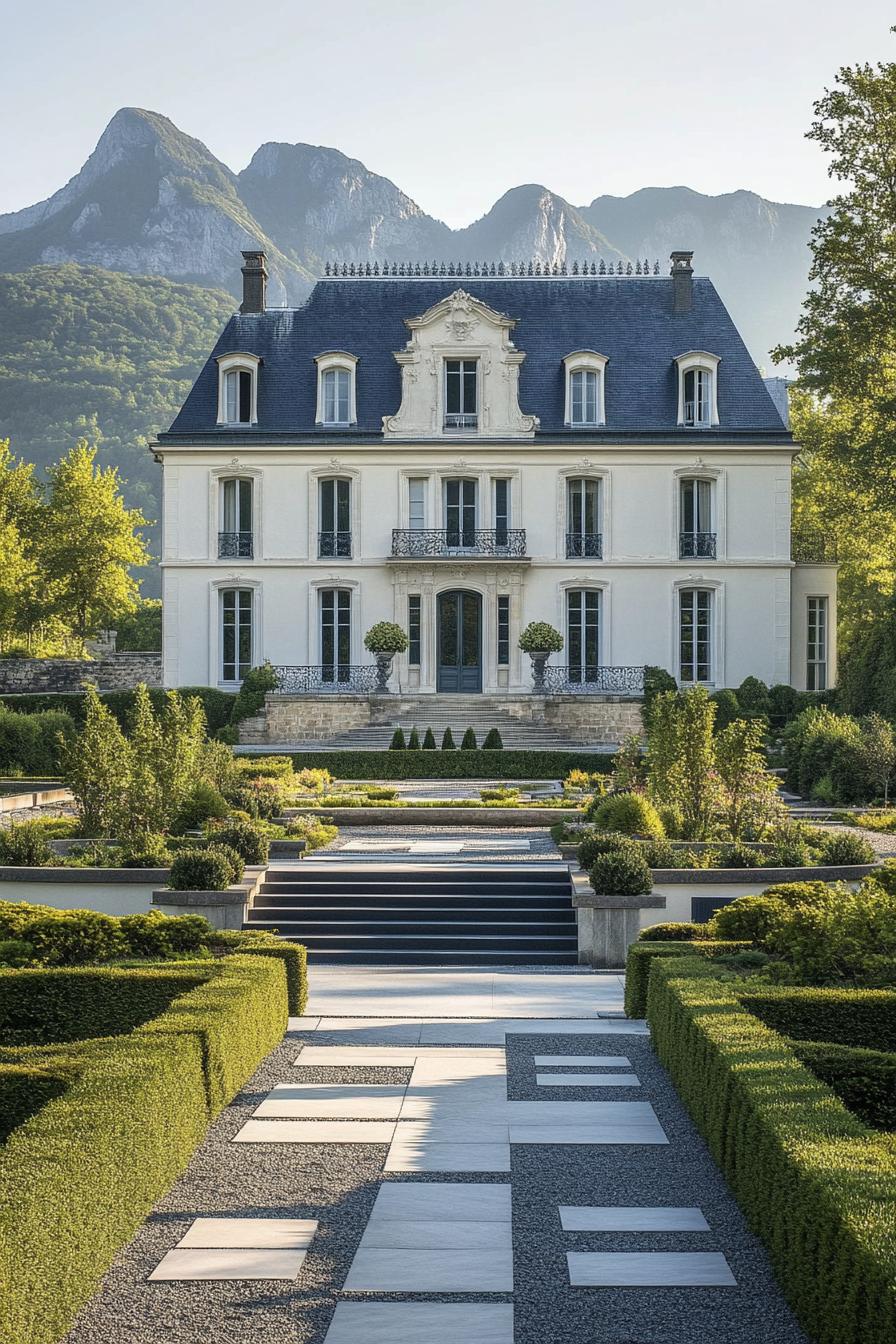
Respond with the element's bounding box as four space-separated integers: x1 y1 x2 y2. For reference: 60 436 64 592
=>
437 589 482 692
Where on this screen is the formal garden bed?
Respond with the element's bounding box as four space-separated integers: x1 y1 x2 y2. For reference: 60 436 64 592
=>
0 906 307 1344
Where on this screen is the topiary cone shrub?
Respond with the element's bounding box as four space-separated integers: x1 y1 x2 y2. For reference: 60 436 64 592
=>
407 727 421 750
442 727 456 750
482 728 503 750
461 727 478 750
389 727 406 750
422 727 436 750
589 847 654 897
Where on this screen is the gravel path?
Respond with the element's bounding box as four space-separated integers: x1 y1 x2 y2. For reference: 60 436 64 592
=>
63 1015 809 1344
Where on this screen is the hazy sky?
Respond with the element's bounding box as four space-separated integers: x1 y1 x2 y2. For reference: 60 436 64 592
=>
1 0 892 228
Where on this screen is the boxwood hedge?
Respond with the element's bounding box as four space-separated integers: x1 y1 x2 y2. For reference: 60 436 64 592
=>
288 749 616 780
739 986 896 1053
646 956 896 1344
624 939 749 1017
790 1039 896 1131
0 1062 72 1141
0 953 288 1344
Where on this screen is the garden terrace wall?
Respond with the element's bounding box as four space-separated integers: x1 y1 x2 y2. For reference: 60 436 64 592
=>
649 863 878 925
286 749 616 780
645 957 896 1344
0 954 288 1344
0 653 163 693
0 866 169 916
286 805 582 826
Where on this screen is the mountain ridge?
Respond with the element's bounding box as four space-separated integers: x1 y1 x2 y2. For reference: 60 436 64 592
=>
0 106 822 361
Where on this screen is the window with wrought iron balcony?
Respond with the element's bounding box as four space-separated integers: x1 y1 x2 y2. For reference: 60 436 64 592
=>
566 477 602 558
444 358 478 431
218 477 253 558
679 477 716 559
318 477 352 558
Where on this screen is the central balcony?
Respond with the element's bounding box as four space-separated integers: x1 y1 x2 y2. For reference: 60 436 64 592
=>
391 528 528 559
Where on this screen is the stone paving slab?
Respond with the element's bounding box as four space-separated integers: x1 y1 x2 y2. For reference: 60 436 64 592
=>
536 1072 641 1087
177 1217 318 1248
566 1250 737 1287
148 1248 308 1281
343 1247 514 1292
560 1206 711 1232
323 1303 515 1344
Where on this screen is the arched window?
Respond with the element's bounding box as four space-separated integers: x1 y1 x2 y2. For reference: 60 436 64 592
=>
566 478 602 558
563 351 608 427
219 478 253 557
679 588 713 683
315 352 358 426
216 353 260 425
675 352 720 428
220 588 253 683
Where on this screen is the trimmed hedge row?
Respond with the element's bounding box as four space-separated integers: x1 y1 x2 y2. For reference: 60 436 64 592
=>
232 940 307 1016
790 1039 896 1131
0 705 76 775
646 956 896 1344
289 749 616 780
624 940 749 1018
740 986 896 1053
0 953 288 1344
0 686 236 734
0 1062 71 1142
0 966 212 1045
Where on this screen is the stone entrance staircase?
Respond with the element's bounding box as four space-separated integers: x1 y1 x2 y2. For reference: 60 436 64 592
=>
243 862 578 964
279 695 609 753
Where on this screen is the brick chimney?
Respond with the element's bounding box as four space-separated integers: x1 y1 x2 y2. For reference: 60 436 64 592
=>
240 250 268 314
670 250 694 314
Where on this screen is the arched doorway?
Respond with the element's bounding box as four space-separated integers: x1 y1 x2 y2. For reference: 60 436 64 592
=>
437 589 482 692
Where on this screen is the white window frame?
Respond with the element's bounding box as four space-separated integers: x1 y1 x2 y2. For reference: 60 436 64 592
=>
314 351 358 426
219 587 254 685
675 351 720 428
563 351 608 427
676 584 720 685
443 357 480 431
807 596 828 691
216 352 260 426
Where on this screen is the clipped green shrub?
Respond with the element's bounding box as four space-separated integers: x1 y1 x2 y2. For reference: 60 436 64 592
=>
169 780 229 833
207 820 269 865
638 921 710 941
719 840 764 869
422 727 436 750
117 911 211 960
389 727 406 750
0 821 54 867
624 939 749 1017
0 939 34 967
202 843 244 886
790 1039 896 1131
576 830 632 869
708 881 836 943
482 728 504 750
736 675 772 717
228 663 278 728
363 621 409 655
645 957 896 1344
641 837 681 867
25 911 126 968
739 986 896 1052
168 848 235 892
589 846 653 896
643 664 677 709
407 727 421 750
480 786 520 804
461 727 478 750
586 791 664 838
709 688 742 730
817 830 876 866
441 727 456 750
518 621 563 653
230 939 308 1016
364 786 398 801
118 834 170 869
290 749 613 780
0 705 76 775
0 1064 72 1143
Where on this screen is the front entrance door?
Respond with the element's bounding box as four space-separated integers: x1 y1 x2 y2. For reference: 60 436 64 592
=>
438 589 482 692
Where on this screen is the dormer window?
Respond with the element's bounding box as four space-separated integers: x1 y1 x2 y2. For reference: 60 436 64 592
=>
563 352 607 427
216 353 259 426
444 359 478 430
315 352 358 427
675 352 720 428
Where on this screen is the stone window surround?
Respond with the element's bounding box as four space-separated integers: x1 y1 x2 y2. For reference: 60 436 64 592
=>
674 351 720 428
208 576 262 688
314 351 358 427
672 576 725 687
215 352 260 426
555 466 611 561
306 577 362 666
672 462 726 561
555 577 611 667
208 464 264 560
307 464 362 562
396 467 521 532
562 351 608 427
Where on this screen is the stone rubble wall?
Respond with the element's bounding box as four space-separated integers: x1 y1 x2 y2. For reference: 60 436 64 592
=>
0 653 163 694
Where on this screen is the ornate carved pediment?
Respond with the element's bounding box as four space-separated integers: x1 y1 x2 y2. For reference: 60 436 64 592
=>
383 289 539 440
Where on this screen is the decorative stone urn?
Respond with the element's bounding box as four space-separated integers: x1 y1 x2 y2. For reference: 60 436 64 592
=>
529 650 551 692
374 651 394 694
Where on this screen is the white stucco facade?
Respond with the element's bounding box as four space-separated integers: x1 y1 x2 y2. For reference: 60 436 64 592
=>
155 265 837 696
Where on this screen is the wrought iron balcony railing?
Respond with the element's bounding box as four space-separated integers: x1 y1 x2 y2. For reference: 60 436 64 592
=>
679 531 717 559
272 664 379 694
391 528 527 558
566 532 603 559
541 665 646 696
318 530 353 558
443 413 478 431
218 530 253 559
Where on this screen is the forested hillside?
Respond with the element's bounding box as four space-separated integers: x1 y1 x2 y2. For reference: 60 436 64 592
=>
0 264 233 584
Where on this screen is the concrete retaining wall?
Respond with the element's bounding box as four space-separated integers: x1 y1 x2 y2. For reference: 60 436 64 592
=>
0 867 168 915
285 805 581 826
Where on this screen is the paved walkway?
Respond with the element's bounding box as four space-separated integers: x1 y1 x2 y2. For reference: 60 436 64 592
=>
63 968 809 1344
327 825 562 862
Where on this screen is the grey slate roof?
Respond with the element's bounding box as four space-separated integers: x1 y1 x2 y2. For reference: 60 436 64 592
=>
161 276 790 441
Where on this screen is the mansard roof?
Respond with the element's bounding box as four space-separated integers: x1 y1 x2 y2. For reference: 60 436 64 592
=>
161 274 790 441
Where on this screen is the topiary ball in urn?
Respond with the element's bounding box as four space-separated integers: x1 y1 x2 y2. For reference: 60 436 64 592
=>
363 622 410 692
518 621 563 691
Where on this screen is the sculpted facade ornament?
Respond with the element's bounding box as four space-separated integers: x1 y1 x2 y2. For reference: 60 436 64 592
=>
383 288 539 439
